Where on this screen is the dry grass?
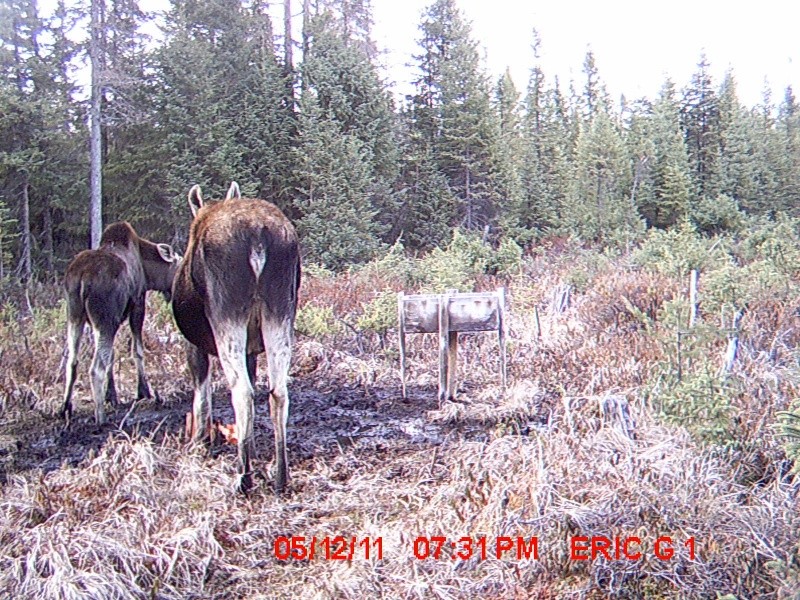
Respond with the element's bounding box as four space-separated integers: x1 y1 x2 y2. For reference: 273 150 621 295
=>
1 247 799 599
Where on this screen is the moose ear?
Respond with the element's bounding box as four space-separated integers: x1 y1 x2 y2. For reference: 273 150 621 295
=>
188 184 203 217
225 181 241 201
156 243 178 263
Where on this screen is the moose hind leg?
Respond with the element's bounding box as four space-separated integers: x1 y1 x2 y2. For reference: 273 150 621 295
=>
261 315 293 495
90 328 115 425
129 299 152 400
188 343 211 444
213 324 255 493
105 349 118 407
246 353 257 389
61 316 85 426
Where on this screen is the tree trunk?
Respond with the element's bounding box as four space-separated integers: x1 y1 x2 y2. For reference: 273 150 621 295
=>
18 175 31 283
284 0 293 74
464 147 472 230
89 0 103 248
302 0 310 50
42 201 54 274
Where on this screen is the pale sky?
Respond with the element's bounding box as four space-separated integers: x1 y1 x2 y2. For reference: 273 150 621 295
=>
371 0 800 108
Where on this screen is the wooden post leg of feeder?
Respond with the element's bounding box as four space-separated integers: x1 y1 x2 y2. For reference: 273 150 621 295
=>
447 330 458 401
397 293 407 399
498 287 507 392
438 293 450 405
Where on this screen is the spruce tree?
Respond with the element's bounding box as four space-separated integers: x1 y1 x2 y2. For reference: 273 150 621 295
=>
644 80 693 228
299 10 399 238
564 110 633 242
775 87 800 213
0 0 85 277
506 30 567 241
396 101 456 250
145 0 294 240
492 69 527 241
681 53 721 199
412 0 500 233
293 94 382 269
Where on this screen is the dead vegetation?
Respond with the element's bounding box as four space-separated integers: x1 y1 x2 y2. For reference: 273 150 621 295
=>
1 243 799 599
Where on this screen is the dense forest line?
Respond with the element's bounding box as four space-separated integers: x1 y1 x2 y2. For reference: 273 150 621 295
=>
1 0 799 280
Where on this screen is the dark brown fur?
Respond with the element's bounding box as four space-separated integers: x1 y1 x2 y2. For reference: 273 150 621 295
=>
172 183 300 494
61 222 180 426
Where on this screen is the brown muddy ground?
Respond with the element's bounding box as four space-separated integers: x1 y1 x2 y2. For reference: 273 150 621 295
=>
0 370 506 489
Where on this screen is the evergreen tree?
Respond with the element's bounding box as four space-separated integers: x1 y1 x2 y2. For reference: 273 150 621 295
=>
293 94 382 268
144 0 294 240
300 10 399 238
775 86 800 213
412 0 500 234
748 85 781 215
0 0 85 278
396 101 456 250
506 30 567 241
492 69 527 241
564 110 633 241
579 49 610 121
318 0 377 58
644 80 693 228
716 74 757 211
681 53 721 199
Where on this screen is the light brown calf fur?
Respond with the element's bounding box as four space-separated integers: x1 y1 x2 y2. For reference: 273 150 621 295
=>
171 182 301 494
61 222 180 426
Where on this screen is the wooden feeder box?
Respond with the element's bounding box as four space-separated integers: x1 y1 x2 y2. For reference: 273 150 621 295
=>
397 288 507 402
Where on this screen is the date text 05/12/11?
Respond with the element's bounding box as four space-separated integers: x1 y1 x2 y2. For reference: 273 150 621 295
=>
273 535 697 562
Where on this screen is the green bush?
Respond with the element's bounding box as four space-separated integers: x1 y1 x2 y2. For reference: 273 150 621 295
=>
353 239 414 284
738 214 800 276
632 220 729 278
776 409 800 476
489 237 524 276
447 229 493 274
411 229 525 292
705 260 794 318
689 193 745 235
295 304 340 338
415 245 474 293
356 290 397 336
648 288 741 446
302 263 337 280
700 261 751 316
30 300 66 337
653 367 738 446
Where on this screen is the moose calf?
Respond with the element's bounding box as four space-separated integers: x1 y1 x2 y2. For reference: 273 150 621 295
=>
61 222 180 426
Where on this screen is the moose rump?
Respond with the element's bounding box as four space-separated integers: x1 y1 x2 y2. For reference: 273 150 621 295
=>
172 183 300 493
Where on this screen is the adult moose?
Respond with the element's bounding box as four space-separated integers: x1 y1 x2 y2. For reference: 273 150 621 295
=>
61 222 181 426
172 182 300 494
